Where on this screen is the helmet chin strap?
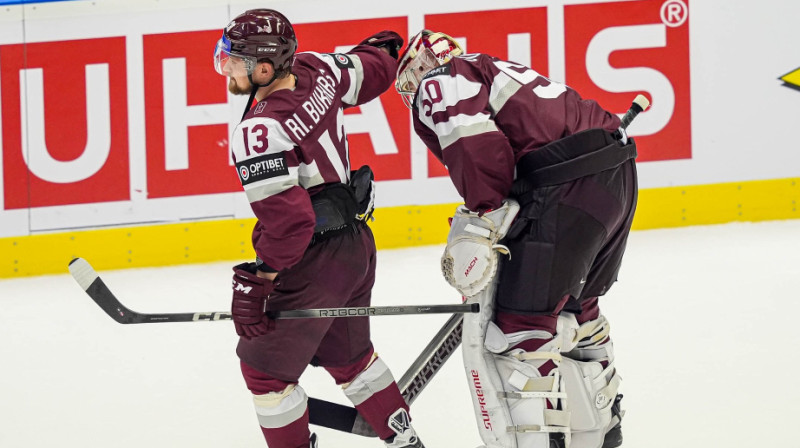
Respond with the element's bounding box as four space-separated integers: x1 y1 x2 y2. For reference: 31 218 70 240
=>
240 70 279 121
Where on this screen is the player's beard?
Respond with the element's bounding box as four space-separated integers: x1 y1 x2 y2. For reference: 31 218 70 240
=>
228 77 252 95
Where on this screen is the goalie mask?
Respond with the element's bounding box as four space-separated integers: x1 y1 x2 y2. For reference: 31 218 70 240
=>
395 30 463 109
214 9 297 77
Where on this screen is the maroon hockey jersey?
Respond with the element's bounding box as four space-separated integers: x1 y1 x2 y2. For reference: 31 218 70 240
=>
231 46 397 272
411 53 621 212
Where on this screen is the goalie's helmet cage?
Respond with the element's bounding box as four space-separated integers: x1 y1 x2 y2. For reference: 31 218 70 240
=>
214 9 297 76
395 30 463 109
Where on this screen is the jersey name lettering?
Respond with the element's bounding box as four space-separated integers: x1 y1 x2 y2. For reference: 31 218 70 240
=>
284 75 337 140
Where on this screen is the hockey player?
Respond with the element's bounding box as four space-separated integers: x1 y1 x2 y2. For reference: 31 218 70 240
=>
395 30 638 448
214 9 423 448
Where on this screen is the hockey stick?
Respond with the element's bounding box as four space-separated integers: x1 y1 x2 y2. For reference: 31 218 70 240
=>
68 258 478 324
307 312 463 437
620 94 650 130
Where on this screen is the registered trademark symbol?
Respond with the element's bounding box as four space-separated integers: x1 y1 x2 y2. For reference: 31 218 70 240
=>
661 0 688 27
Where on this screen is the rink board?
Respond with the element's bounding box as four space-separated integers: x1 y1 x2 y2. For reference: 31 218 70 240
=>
2 177 799 278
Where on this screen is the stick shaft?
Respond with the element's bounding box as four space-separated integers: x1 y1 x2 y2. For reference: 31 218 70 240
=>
69 258 478 325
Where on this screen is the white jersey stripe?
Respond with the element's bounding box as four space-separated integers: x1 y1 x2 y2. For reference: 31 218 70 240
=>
342 53 364 105
244 167 300 203
439 119 500 149
315 52 343 83
488 72 522 116
318 126 347 182
297 160 325 189
421 111 495 147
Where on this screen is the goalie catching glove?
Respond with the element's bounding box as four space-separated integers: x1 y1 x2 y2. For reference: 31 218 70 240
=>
441 199 520 298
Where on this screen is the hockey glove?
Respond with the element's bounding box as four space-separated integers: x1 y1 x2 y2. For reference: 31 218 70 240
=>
231 262 275 340
441 199 520 298
358 30 404 59
350 165 376 221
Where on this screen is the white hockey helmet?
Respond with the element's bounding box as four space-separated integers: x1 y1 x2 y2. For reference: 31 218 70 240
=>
395 30 463 109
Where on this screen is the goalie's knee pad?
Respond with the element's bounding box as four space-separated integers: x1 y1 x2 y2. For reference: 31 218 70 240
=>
561 315 623 448
252 384 308 429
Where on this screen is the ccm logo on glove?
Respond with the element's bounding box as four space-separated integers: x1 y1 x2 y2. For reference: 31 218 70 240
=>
233 280 254 294
231 262 276 339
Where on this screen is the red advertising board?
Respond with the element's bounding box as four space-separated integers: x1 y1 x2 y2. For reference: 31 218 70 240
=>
1 37 130 209
0 1 690 212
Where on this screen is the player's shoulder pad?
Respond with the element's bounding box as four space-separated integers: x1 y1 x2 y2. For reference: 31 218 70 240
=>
330 53 355 69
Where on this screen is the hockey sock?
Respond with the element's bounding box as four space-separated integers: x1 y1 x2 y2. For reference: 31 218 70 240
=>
241 361 311 448
326 350 409 440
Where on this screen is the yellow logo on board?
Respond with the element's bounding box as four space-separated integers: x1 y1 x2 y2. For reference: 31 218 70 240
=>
779 67 800 91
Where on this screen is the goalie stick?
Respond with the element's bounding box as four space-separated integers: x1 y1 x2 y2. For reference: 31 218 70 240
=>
68 258 477 324
620 94 650 130
308 312 463 437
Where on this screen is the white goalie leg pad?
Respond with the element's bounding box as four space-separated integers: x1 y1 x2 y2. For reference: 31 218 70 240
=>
442 199 520 298
462 281 515 448
462 282 573 448
561 315 621 448
252 384 308 429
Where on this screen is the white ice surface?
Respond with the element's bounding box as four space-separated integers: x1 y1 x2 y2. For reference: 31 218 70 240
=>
2 220 800 447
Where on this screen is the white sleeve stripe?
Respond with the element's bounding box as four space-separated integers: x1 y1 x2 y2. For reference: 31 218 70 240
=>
342 54 364 105
315 52 343 83
244 167 300 203
439 119 500 149
424 111 492 140
488 72 522 115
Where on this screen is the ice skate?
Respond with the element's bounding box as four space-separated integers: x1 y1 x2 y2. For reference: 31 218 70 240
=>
384 409 424 448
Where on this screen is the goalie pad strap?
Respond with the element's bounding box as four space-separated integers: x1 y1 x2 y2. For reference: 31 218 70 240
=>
596 372 621 409
508 371 556 391
513 351 563 362
574 315 610 346
500 391 567 400
544 409 571 428
507 424 569 434
465 223 492 238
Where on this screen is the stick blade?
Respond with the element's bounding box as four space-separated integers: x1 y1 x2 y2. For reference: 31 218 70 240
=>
68 257 135 324
68 257 98 291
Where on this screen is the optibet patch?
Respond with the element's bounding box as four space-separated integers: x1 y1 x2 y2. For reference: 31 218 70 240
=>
236 153 289 185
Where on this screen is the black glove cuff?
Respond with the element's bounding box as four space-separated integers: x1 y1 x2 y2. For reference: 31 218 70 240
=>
254 257 278 274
